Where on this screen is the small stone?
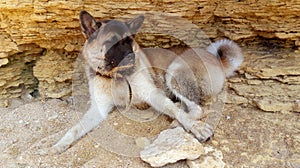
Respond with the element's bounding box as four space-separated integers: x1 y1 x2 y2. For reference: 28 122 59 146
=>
228 77 242 83
0 58 9 67
0 80 6 87
64 44 75 52
140 127 204 167
254 98 294 112
187 146 225 168
0 52 8 58
0 99 9 107
247 80 262 85
244 73 256 79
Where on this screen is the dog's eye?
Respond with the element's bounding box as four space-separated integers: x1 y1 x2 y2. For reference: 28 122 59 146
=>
104 36 119 46
124 37 132 45
110 36 119 43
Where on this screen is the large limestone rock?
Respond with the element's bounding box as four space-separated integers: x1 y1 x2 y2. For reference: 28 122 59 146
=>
1 0 299 50
140 127 204 167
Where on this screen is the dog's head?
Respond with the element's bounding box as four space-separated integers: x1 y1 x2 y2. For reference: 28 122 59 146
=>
80 10 144 78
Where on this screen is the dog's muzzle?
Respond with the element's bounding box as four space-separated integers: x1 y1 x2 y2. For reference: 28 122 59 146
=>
119 52 135 67
116 52 135 76
103 52 135 78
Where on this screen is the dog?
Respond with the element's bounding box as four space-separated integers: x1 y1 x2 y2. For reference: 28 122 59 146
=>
50 10 243 154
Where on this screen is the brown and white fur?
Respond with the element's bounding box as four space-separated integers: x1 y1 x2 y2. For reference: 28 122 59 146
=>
50 11 243 153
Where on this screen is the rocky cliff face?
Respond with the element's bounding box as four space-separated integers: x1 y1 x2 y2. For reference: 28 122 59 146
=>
0 0 299 112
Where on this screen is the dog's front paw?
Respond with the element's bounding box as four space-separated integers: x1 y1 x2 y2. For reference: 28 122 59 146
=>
35 143 69 155
188 109 204 120
35 147 55 156
186 120 214 142
30 130 70 155
51 143 70 154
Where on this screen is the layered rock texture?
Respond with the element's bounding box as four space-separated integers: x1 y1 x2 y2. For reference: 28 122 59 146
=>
140 127 205 167
0 0 299 111
228 48 300 113
1 1 299 167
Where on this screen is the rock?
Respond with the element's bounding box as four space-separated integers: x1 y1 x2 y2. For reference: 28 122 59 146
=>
0 44 41 106
0 0 299 111
244 53 300 80
1 1 299 51
0 99 9 107
227 49 300 113
0 52 8 58
0 58 9 67
254 98 300 113
187 146 225 168
225 93 248 105
33 50 76 98
140 127 204 167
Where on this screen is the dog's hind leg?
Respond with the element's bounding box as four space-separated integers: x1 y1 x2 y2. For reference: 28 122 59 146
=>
131 69 213 142
165 58 205 120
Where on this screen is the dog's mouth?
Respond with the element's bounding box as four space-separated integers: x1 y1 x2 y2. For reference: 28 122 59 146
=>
106 51 134 66
97 52 136 78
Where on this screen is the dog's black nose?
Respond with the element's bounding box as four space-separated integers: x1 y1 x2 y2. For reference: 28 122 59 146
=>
125 50 133 57
119 53 135 66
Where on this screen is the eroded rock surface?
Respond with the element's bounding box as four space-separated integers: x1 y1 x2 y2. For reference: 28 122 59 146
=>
227 48 300 113
33 50 77 98
187 146 225 168
0 1 299 107
0 0 300 167
140 127 204 167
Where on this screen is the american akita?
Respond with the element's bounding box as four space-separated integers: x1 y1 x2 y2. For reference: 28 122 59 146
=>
50 10 243 153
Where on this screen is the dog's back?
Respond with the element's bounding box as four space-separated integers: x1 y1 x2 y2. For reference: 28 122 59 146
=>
142 40 243 105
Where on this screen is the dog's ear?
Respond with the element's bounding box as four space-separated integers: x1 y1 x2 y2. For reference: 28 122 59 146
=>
126 15 144 35
79 10 100 39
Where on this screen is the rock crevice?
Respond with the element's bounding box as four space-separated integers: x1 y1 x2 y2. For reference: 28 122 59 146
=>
0 0 299 111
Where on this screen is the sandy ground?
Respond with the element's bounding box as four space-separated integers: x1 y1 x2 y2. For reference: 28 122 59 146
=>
0 95 299 168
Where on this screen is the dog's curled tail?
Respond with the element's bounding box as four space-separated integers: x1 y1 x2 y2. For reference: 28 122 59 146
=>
207 39 244 77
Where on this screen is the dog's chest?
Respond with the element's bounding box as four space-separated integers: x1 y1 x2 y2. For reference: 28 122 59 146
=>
110 79 132 106
112 75 157 108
